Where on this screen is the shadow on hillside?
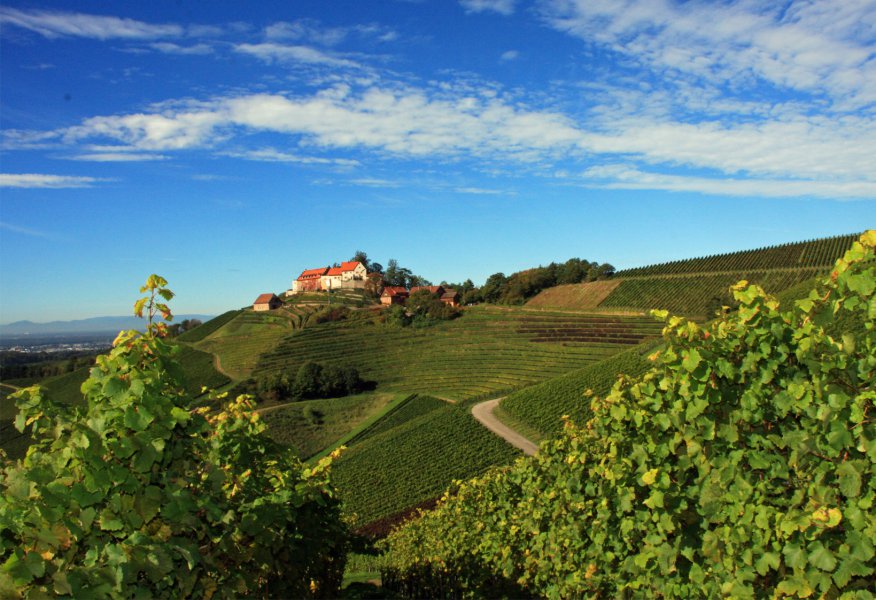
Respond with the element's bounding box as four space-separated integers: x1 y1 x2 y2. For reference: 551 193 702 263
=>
381 559 534 599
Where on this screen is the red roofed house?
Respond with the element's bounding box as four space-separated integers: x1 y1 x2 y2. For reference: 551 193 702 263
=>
320 261 368 291
440 289 460 307
410 285 445 297
381 286 409 306
291 267 329 293
253 293 282 311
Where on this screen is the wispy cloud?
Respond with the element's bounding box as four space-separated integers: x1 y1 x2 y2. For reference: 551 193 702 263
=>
65 152 169 162
349 178 404 188
264 19 397 45
0 221 51 238
149 42 213 55
225 148 360 167
460 0 518 16
0 173 112 188
234 43 361 68
539 0 876 109
500 50 519 61
454 186 507 195
0 7 182 40
581 164 876 200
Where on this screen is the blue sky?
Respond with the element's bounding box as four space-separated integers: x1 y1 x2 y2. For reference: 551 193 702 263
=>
1 0 874 322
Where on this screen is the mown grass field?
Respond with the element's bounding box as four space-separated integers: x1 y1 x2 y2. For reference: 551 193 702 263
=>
251 306 664 401
257 391 397 459
192 309 298 379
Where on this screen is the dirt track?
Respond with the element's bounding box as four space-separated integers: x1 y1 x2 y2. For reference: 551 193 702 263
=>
471 398 538 456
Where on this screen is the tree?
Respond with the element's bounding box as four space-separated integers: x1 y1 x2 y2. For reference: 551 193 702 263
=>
0 276 349 598
350 250 370 271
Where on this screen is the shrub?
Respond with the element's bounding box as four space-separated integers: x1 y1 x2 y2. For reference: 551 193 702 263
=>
0 276 348 598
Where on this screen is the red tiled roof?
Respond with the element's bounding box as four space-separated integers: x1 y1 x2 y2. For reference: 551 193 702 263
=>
382 286 409 297
340 261 363 272
297 267 328 280
441 289 459 299
254 293 278 305
326 267 344 276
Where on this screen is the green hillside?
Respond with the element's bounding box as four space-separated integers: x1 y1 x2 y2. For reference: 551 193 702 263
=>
331 400 521 527
527 233 859 317
499 339 661 440
614 232 859 277
251 306 664 401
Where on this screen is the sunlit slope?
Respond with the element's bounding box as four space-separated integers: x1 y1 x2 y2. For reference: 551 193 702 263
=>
191 309 298 380
251 306 663 401
528 232 859 317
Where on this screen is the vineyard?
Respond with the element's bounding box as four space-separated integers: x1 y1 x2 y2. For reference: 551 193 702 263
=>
499 339 661 439
257 392 396 459
614 232 859 277
527 233 859 317
598 268 821 316
331 400 522 527
380 234 876 597
191 309 298 379
250 306 663 401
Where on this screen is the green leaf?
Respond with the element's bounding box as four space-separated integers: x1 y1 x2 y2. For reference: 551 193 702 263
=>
682 348 702 372
755 551 780 575
837 462 862 498
809 542 837 572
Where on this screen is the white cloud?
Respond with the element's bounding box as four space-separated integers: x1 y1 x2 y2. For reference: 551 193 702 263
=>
225 148 360 167
0 7 181 40
0 174 111 188
149 42 213 55
350 178 403 188
454 186 505 194
500 50 519 61
0 221 51 238
460 0 517 16
234 43 361 68
66 152 169 162
539 0 876 108
264 19 398 46
581 164 876 200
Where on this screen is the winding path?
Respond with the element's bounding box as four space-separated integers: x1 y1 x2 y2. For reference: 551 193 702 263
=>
471 398 539 456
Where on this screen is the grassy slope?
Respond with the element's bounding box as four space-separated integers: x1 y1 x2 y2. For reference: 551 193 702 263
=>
525 279 621 310
193 310 297 380
257 392 396 459
331 401 521 526
253 306 663 402
176 309 243 343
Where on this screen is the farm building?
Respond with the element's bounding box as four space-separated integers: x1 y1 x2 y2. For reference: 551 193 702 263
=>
381 286 409 305
253 293 282 311
440 289 460 307
291 267 329 293
410 285 445 297
321 261 368 291
290 261 369 293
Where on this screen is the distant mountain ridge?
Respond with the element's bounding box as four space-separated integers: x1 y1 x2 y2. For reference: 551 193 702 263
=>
0 315 215 336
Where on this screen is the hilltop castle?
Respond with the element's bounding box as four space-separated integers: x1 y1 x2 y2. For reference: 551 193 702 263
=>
288 261 369 294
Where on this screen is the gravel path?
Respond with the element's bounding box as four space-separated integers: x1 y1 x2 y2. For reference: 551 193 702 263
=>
471 398 539 456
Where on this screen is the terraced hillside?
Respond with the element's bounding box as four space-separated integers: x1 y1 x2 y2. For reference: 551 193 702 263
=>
614 232 859 277
528 232 859 317
191 309 299 379
331 399 521 527
252 306 663 401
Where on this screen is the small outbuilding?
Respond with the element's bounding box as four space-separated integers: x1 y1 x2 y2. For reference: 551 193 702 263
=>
381 286 409 306
440 289 460 307
410 285 445 297
253 293 282 311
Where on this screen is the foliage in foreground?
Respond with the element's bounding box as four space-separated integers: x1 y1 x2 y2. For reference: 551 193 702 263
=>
0 276 348 599
382 232 876 598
